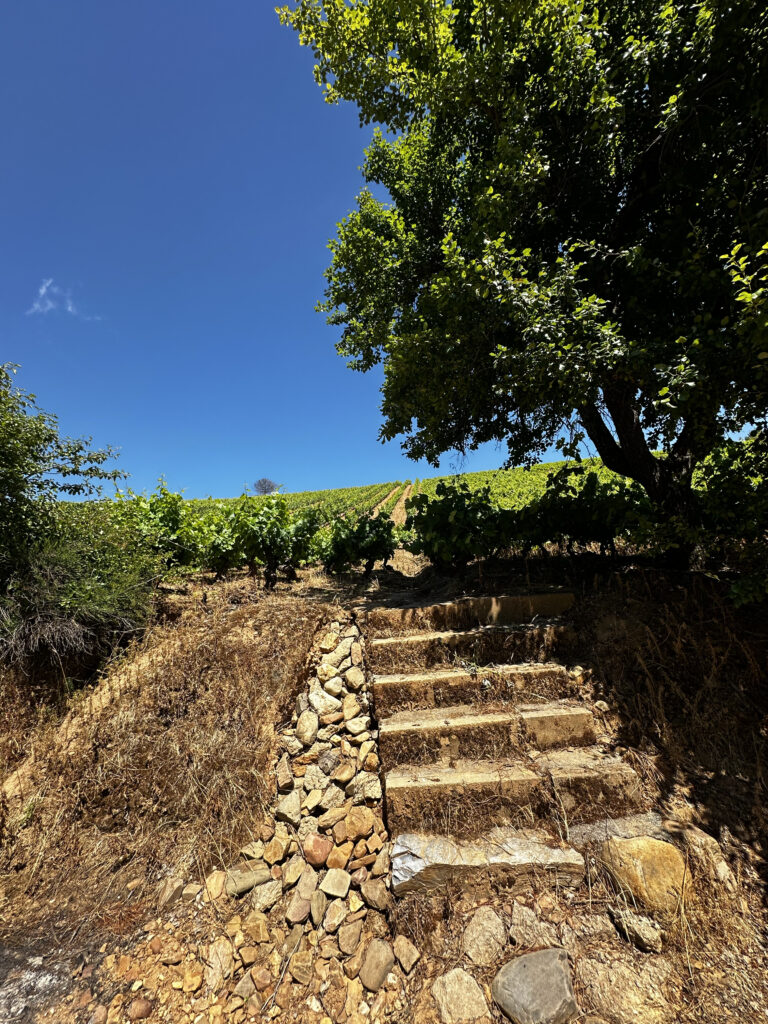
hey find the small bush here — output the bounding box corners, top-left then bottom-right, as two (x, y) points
(319, 512), (397, 576)
(0, 503), (158, 680)
(405, 481), (514, 571)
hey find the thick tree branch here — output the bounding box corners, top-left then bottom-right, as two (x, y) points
(577, 403), (634, 478)
(602, 385), (662, 492)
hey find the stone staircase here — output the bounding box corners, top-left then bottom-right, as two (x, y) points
(364, 592), (645, 895)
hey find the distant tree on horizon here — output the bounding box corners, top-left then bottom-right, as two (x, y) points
(254, 477), (280, 495)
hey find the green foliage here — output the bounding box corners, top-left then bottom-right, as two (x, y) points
(184, 503), (241, 576)
(0, 502), (157, 677)
(527, 466), (650, 553)
(405, 481), (514, 571)
(0, 364), (143, 677)
(695, 433), (768, 603)
(114, 480), (194, 564)
(115, 486), (325, 587)
(319, 512), (397, 576)
(282, 0), (768, 535)
(0, 363), (124, 588)
(233, 495), (320, 587)
(405, 469), (651, 569)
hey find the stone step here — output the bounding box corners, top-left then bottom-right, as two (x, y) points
(379, 702), (595, 768)
(390, 828), (585, 895)
(519, 704), (596, 751)
(531, 747), (644, 824)
(367, 623), (573, 675)
(367, 592), (575, 637)
(372, 663), (575, 717)
(385, 760), (541, 836)
(384, 748), (642, 836)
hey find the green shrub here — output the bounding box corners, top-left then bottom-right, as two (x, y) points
(405, 481), (515, 571)
(113, 480), (199, 566)
(234, 496), (294, 587)
(0, 503), (157, 679)
(319, 512), (397, 576)
(527, 466), (650, 554)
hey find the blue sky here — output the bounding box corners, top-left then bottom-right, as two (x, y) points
(1, 2), (547, 497)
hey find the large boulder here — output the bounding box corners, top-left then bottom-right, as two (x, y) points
(492, 949), (578, 1024)
(599, 836), (692, 914)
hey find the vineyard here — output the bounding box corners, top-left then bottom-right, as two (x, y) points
(210, 460), (601, 519)
(74, 439), (763, 603)
(412, 459), (610, 508)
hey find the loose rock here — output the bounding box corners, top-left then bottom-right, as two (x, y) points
(225, 866), (271, 898)
(296, 710), (319, 747)
(463, 906), (506, 966)
(492, 948), (578, 1024)
(432, 968), (489, 1023)
(360, 878), (391, 912)
(204, 936), (234, 993)
(127, 998), (154, 1021)
(339, 920), (363, 955)
(608, 905), (664, 953)
(275, 789), (302, 828)
(393, 934), (420, 974)
(321, 868), (352, 899)
(311, 890), (328, 927)
(276, 753), (294, 792)
(251, 879), (282, 912)
(359, 939), (395, 993)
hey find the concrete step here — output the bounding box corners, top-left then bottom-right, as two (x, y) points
(531, 747), (643, 825)
(368, 623), (573, 675)
(379, 702), (595, 768)
(385, 760), (542, 836)
(379, 705), (523, 767)
(367, 592), (575, 636)
(372, 663), (575, 717)
(519, 704), (596, 750)
(391, 828), (585, 895)
(384, 748), (642, 836)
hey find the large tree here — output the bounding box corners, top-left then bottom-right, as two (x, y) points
(281, 0), (768, 526)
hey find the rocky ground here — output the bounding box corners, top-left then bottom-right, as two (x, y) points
(2, 591), (767, 1024)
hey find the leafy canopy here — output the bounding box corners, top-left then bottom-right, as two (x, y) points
(281, 0), (768, 507)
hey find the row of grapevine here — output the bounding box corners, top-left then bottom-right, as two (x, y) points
(403, 468), (650, 570)
(110, 484), (405, 587)
(372, 482), (409, 519)
(413, 459), (616, 510)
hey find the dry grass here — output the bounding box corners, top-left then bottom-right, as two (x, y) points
(0, 578), (329, 948)
(576, 571), (768, 858)
(571, 570), (768, 1023)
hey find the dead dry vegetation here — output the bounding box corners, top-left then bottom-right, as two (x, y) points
(578, 571), (768, 862)
(0, 576), (330, 948)
(1, 555), (767, 1023)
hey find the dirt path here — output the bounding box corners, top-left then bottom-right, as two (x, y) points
(371, 485), (400, 518)
(391, 482), (413, 525)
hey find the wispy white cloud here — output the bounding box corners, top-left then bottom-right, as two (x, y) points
(26, 278), (101, 320)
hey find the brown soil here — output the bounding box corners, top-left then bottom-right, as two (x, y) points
(390, 483), (413, 526)
(372, 484), (401, 517)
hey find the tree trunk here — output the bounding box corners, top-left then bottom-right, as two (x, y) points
(578, 393), (698, 567)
